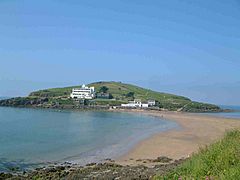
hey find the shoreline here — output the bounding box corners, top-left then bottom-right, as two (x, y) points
(111, 109), (240, 166)
(1, 107), (240, 168)
(2, 108), (240, 179)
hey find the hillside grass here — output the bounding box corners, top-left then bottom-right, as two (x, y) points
(154, 129), (240, 180)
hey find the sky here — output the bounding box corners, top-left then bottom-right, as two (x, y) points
(0, 0), (240, 105)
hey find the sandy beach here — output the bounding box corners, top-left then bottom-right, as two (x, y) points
(113, 110), (240, 166)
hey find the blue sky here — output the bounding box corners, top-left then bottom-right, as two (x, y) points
(0, 0), (240, 105)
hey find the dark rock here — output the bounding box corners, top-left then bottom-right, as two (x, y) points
(86, 163), (97, 167)
(4, 158), (186, 180)
(0, 173), (13, 179)
(152, 156), (173, 163)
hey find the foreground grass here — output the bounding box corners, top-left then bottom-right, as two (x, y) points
(154, 129), (240, 180)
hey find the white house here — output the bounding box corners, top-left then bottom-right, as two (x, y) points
(121, 99), (141, 108)
(121, 99), (149, 108)
(141, 103), (149, 108)
(70, 84), (95, 99)
(148, 99), (156, 106)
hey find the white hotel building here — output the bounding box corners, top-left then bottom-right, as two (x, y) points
(121, 99), (149, 108)
(70, 84), (95, 99)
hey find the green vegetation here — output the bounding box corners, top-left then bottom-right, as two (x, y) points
(93, 99), (126, 106)
(99, 86), (109, 93)
(0, 81), (221, 112)
(29, 86), (77, 98)
(154, 130), (240, 179)
(182, 101), (221, 112)
(126, 91), (135, 99)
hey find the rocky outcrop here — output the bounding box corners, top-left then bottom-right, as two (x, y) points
(0, 97), (49, 107)
(1, 157), (186, 180)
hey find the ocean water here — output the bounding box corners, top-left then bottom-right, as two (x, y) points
(205, 105), (240, 119)
(0, 107), (178, 172)
(0, 97), (9, 100)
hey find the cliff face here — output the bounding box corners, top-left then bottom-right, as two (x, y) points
(0, 81), (221, 112)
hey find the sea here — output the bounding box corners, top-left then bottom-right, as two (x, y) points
(204, 105), (240, 119)
(0, 97), (10, 100)
(0, 107), (178, 172)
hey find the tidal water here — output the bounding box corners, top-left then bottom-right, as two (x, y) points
(0, 97), (9, 100)
(205, 105), (240, 119)
(0, 107), (178, 172)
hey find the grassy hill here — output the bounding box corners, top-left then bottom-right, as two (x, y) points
(0, 81), (220, 112)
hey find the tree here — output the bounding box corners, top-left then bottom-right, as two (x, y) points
(126, 92), (134, 99)
(99, 86), (109, 93)
(109, 93), (114, 99)
(84, 99), (89, 106)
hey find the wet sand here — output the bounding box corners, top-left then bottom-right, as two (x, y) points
(113, 110), (240, 166)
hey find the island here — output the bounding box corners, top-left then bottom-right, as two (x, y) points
(0, 81), (221, 112)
